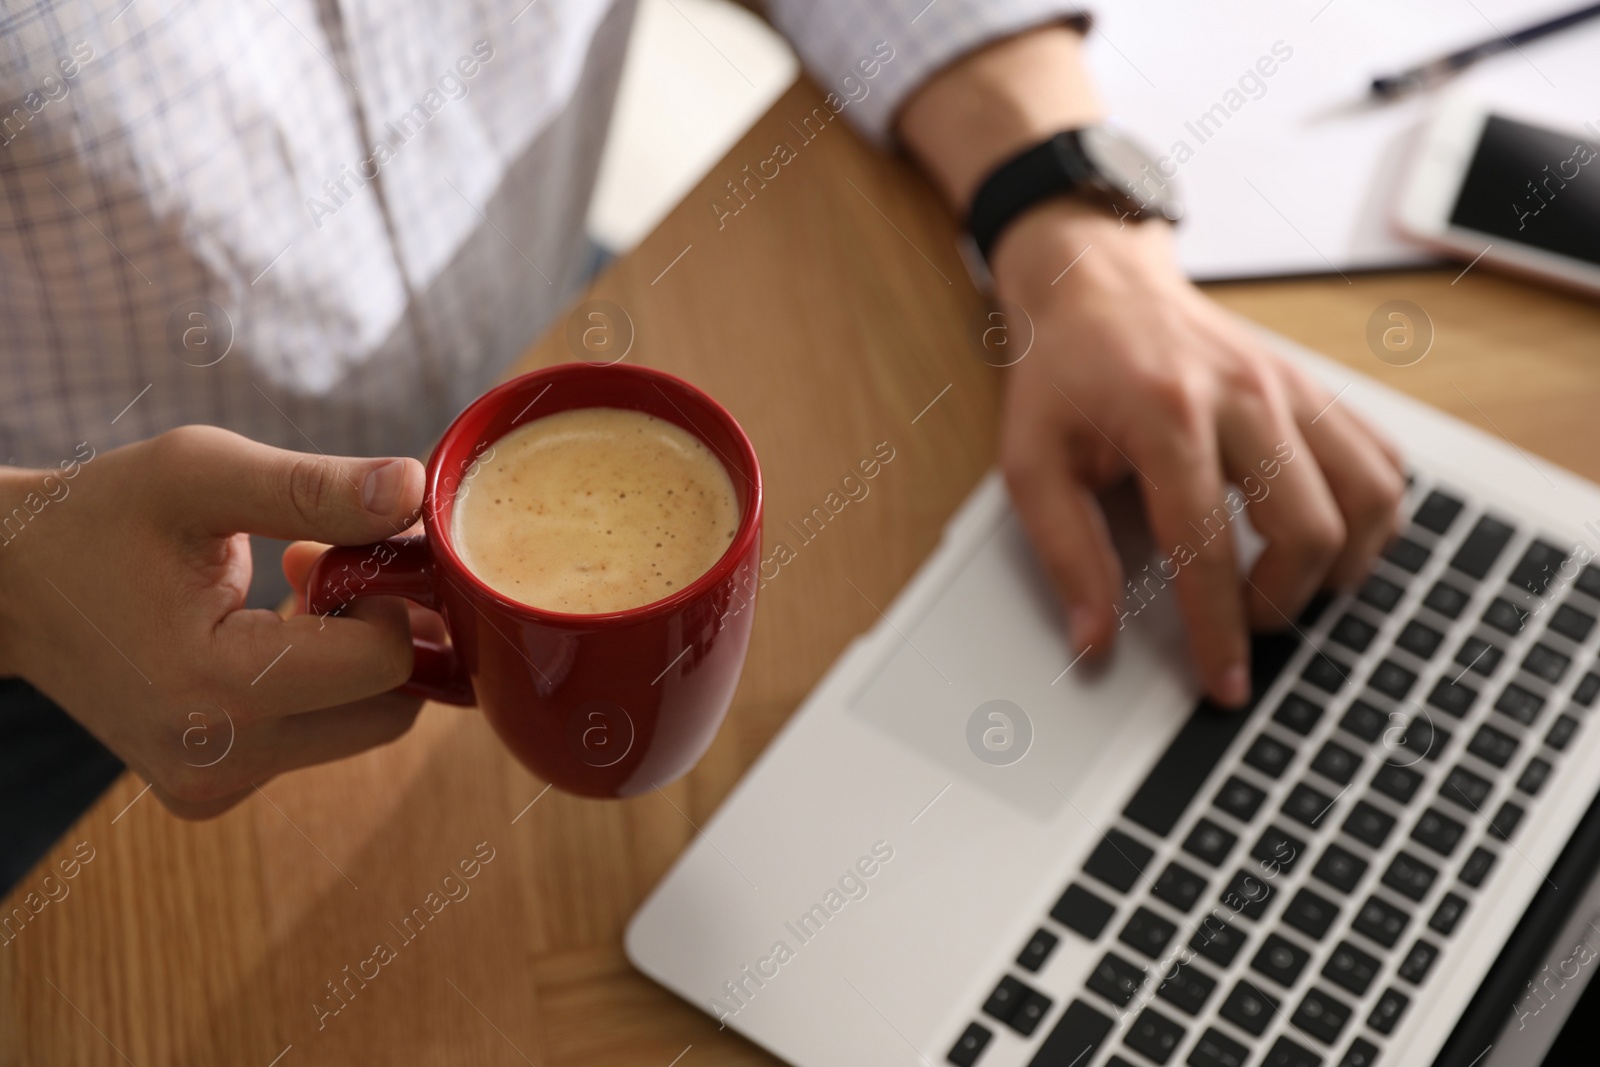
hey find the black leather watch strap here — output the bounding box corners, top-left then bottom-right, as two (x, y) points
(966, 131), (1099, 262)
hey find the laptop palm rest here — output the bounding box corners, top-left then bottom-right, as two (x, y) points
(847, 480), (1223, 821)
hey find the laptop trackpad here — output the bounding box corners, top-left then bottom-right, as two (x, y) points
(847, 481), (1199, 821)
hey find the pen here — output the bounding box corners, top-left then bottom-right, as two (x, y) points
(1370, 1), (1600, 98)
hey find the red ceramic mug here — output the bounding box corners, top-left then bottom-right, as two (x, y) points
(306, 363), (763, 798)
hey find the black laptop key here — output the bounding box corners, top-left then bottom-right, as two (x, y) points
(1292, 987), (1352, 1045)
(1468, 723), (1519, 767)
(1263, 1034), (1322, 1067)
(1153, 862), (1209, 914)
(1547, 713), (1580, 752)
(1343, 801), (1396, 848)
(1429, 892), (1468, 936)
(1413, 489), (1465, 534)
(1510, 539), (1568, 596)
(1397, 620), (1445, 660)
(1358, 574), (1405, 613)
(1367, 987), (1410, 1035)
(1014, 991), (1052, 1037)
(1310, 740), (1361, 786)
(1576, 671), (1600, 707)
(1460, 846), (1497, 888)
(1253, 826), (1308, 875)
(1219, 979), (1279, 1036)
(1329, 613), (1379, 653)
(1353, 895), (1410, 948)
(1084, 829), (1154, 893)
(1483, 596), (1529, 636)
(1157, 961), (1217, 1016)
(1283, 888), (1340, 940)
(1384, 537), (1430, 573)
(1368, 659), (1417, 701)
(1303, 654), (1352, 694)
(1313, 843), (1368, 894)
(1190, 915), (1247, 967)
(1450, 515), (1514, 579)
(1340, 701), (1387, 743)
(1017, 928), (1059, 972)
(1088, 952), (1146, 1008)
(1220, 868), (1273, 920)
(1550, 603), (1597, 643)
(1341, 1037), (1381, 1067)
(1275, 694), (1325, 736)
(1122, 632), (1301, 837)
(983, 976), (1033, 1025)
(1324, 940), (1381, 995)
(1522, 643), (1571, 685)
(1027, 1000), (1112, 1067)
(1490, 800), (1527, 841)
(1371, 762), (1423, 804)
(1398, 939), (1440, 984)
(1495, 682), (1545, 726)
(1411, 807), (1466, 857)
(1441, 765), (1493, 812)
(1052, 883), (1116, 939)
(1401, 716), (1450, 762)
(1576, 564), (1600, 601)
(1120, 907), (1178, 959)
(1187, 1027), (1250, 1067)
(1427, 677), (1477, 718)
(1244, 734), (1296, 778)
(1517, 757), (1553, 796)
(1454, 636), (1503, 676)
(1215, 776), (1267, 822)
(1183, 818), (1238, 868)
(1299, 592), (1334, 628)
(1382, 851), (1438, 901)
(1424, 580), (1471, 619)
(1124, 1007), (1186, 1065)
(947, 1022), (992, 1067)
(1251, 933), (1311, 987)
(1284, 782), (1338, 829)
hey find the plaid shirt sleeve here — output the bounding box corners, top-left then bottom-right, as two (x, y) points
(766, 0), (1088, 147)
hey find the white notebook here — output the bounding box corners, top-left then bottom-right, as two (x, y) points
(1083, 0), (1600, 280)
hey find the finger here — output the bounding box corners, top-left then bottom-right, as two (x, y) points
(406, 601), (449, 644)
(152, 425), (423, 544)
(1216, 391), (1346, 630)
(1285, 379), (1406, 587)
(1002, 411), (1124, 654)
(1131, 394), (1251, 707)
(211, 595), (415, 719)
(252, 690), (424, 776)
(150, 780), (257, 821)
(281, 539), (328, 615)
(1293, 400), (1406, 589)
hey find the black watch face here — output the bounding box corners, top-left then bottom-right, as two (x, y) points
(1080, 126), (1182, 222)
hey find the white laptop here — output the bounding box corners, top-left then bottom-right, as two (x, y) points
(627, 329), (1600, 1067)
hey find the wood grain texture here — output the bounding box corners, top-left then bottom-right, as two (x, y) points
(5, 75), (1600, 1066)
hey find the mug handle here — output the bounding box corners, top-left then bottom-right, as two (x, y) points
(305, 536), (477, 707)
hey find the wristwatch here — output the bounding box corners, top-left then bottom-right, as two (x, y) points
(965, 127), (1183, 262)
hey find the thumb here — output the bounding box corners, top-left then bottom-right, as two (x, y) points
(155, 425), (424, 544)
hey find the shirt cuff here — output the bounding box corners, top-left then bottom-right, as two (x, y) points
(768, 0), (1089, 148)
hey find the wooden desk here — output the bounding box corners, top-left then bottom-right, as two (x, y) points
(6, 77), (1600, 1067)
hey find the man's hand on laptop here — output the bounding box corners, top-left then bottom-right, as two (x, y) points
(989, 200), (1405, 707)
(899, 26), (1405, 708)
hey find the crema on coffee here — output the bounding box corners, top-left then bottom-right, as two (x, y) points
(452, 407), (739, 614)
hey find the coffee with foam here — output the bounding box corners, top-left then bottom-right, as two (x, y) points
(452, 407), (739, 614)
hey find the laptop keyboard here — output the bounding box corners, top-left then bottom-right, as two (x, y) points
(947, 483), (1600, 1067)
